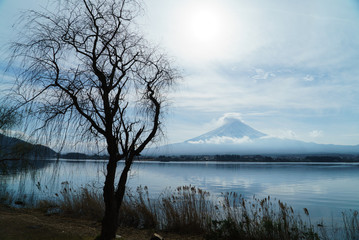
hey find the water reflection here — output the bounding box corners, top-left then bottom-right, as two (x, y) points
(1, 159), (359, 221)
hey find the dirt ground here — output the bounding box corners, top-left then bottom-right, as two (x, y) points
(0, 204), (203, 240)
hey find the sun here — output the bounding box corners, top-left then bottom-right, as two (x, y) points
(187, 5), (224, 45)
(171, 1), (236, 62)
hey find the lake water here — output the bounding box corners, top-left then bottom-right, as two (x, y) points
(1, 159), (359, 223)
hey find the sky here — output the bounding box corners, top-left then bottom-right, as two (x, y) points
(0, 0), (359, 146)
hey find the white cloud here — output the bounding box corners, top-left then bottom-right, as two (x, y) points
(268, 129), (298, 140)
(188, 136), (251, 145)
(303, 75), (314, 82)
(309, 130), (323, 138)
(252, 68), (275, 81)
(216, 112), (243, 125)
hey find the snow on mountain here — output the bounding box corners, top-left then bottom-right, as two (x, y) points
(186, 118), (266, 144)
(145, 118), (359, 156)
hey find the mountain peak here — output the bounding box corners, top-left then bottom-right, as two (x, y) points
(145, 118), (359, 156)
(186, 118), (266, 143)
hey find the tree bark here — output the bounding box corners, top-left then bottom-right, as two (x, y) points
(100, 155), (118, 239)
(100, 134), (120, 239)
(100, 199), (119, 240)
(100, 139), (133, 239)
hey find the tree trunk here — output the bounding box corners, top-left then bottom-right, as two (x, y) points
(100, 199), (119, 240)
(100, 152), (132, 240)
(100, 155), (119, 240)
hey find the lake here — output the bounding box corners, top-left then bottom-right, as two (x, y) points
(1, 159), (359, 223)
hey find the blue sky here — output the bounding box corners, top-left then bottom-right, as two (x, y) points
(1, 0), (359, 146)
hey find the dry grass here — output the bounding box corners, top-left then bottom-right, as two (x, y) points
(158, 186), (213, 233)
(206, 193), (320, 240)
(342, 210), (359, 240)
(2, 185), (359, 240)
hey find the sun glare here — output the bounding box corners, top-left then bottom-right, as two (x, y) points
(172, 1), (236, 62)
(188, 6), (223, 45)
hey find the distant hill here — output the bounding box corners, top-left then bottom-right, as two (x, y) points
(0, 133), (57, 160)
(146, 118), (359, 156)
(59, 152), (108, 160)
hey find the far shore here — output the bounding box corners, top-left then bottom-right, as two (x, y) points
(56, 153), (359, 163)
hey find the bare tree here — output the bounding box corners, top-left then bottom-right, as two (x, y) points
(0, 105), (20, 131)
(9, 0), (179, 239)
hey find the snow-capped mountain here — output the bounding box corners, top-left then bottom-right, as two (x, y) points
(186, 118), (266, 143)
(146, 118), (359, 156)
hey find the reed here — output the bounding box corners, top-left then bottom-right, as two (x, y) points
(207, 193), (319, 240)
(36, 184), (104, 221)
(1, 184), (358, 240)
(118, 186), (158, 229)
(342, 210), (359, 240)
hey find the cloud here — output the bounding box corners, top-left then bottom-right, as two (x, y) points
(252, 68), (275, 81)
(268, 129), (298, 140)
(309, 130), (323, 138)
(188, 136), (252, 145)
(217, 112), (243, 125)
(303, 75), (314, 82)
(172, 67), (359, 115)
